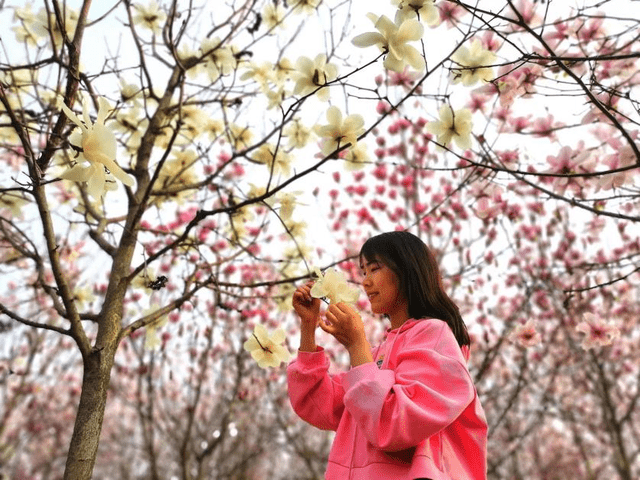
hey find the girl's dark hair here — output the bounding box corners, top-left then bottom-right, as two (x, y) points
(360, 231), (470, 347)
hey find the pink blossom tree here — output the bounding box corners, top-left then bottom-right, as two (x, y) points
(0, 1), (638, 479)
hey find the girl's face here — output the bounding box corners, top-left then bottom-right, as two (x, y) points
(360, 256), (408, 323)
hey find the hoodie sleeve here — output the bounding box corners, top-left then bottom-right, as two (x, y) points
(342, 322), (475, 451)
(287, 347), (347, 431)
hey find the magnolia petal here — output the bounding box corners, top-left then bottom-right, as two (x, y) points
(59, 164), (91, 182)
(243, 336), (260, 352)
(352, 32), (386, 48)
(326, 105), (342, 126)
(87, 167), (107, 199)
(397, 19), (424, 42)
(272, 344), (291, 362)
(58, 97), (87, 132)
(374, 15), (395, 36)
(404, 46), (426, 71)
(81, 95), (92, 129)
(93, 151), (135, 187)
(383, 55), (405, 73)
(96, 96), (111, 125)
(270, 327), (286, 345)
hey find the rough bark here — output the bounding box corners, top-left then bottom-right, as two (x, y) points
(63, 343), (117, 480)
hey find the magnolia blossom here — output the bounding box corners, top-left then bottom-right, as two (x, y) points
(311, 267), (360, 304)
(576, 313), (620, 350)
(132, 1), (167, 34)
(352, 12), (425, 73)
(289, 0), (322, 15)
(200, 37), (238, 82)
(243, 324), (291, 368)
(392, 0), (440, 25)
(0, 192), (29, 218)
(451, 39), (497, 86)
(153, 150), (199, 203)
(13, 4), (78, 49)
(262, 3), (286, 30)
(292, 54), (338, 101)
(276, 191), (301, 220)
(344, 142), (371, 171)
(315, 106), (365, 156)
(58, 95), (135, 199)
(426, 105), (473, 150)
(251, 144), (293, 177)
(283, 119), (314, 149)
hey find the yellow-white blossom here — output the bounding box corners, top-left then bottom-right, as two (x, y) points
(426, 105), (473, 150)
(290, 0), (322, 15)
(131, 267), (158, 290)
(315, 106), (365, 156)
(227, 123), (254, 150)
(200, 37), (238, 82)
(153, 149), (199, 203)
(285, 219), (307, 239)
(73, 284), (95, 309)
(243, 324), (291, 368)
(311, 267), (360, 304)
(392, 0), (440, 25)
(35, 6), (78, 49)
(283, 119), (314, 149)
(352, 12), (425, 73)
(205, 118), (225, 140)
(132, 1), (167, 34)
(451, 39), (497, 86)
(240, 61), (275, 87)
(58, 95), (135, 199)
(276, 191), (301, 220)
(0, 192), (29, 218)
(292, 54), (338, 101)
(344, 142), (370, 170)
(251, 143), (293, 177)
(114, 106), (148, 153)
(143, 305), (168, 350)
(262, 3), (286, 30)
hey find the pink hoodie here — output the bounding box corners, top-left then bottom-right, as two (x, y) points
(287, 318), (488, 480)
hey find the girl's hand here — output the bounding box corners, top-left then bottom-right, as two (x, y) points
(292, 282), (321, 327)
(319, 303), (368, 351)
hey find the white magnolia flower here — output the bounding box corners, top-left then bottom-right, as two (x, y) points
(344, 142), (370, 171)
(243, 324), (291, 368)
(290, 0), (322, 15)
(392, 0), (440, 26)
(0, 192), (29, 218)
(58, 95), (135, 199)
(251, 143), (293, 176)
(426, 104), (473, 150)
(132, 1), (167, 34)
(292, 54), (338, 101)
(352, 12), (425, 73)
(311, 267), (360, 304)
(276, 191), (301, 220)
(283, 119), (314, 149)
(315, 106), (365, 156)
(262, 3), (286, 30)
(451, 39), (497, 86)
(200, 37), (238, 82)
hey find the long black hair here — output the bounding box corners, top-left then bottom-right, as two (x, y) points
(360, 231), (470, 347)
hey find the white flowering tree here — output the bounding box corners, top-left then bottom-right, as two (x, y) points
(0, 1), (638, 479)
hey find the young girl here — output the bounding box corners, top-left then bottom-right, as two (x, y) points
(288, 231), (488, 480)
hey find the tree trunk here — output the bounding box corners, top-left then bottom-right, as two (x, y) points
(63, 345), (116, 480)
